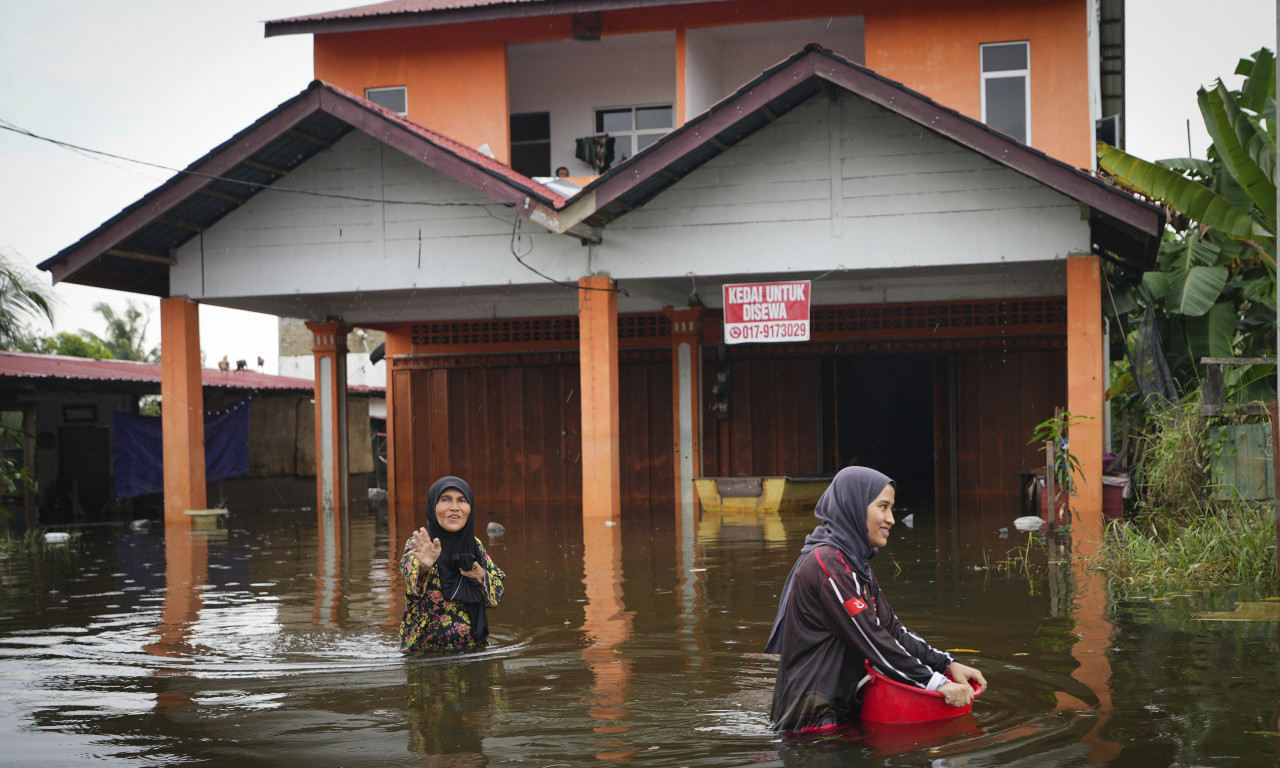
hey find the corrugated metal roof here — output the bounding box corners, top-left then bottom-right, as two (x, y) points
(276, 0), (538, 24)
(0, 351), (381, 393)
(265, 0), (735, 36)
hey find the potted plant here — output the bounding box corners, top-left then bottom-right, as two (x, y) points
(1029, 409), (1090, 530)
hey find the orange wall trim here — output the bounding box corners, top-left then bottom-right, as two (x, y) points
(314, 0), (1089, 171)
(578, 276), (622, 522)
(159, 298), (206, 527)
(1066, 254), (1104, 553)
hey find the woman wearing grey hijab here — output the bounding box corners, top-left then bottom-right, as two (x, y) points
(765, 466), (986, 733)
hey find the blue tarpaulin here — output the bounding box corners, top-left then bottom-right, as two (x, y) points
(112, 400), (251, 499)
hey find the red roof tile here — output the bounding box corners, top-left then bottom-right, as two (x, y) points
(273, 0), (537, 25)
(0, 351), (381, 393)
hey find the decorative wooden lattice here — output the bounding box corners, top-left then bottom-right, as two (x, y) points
(812, 298), (1066, 339)
(396, 297), (1066, 359)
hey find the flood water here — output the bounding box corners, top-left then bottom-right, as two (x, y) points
(2, 499), (1278, 767)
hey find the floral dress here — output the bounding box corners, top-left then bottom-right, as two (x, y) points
(399, 537), (504, 654)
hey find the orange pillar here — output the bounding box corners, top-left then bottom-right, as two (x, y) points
(306, 321), (352, 552)
(579, 276), (621, 522)
(160, 298), (206, 528)
(1067, 255), (1104, 554)
(663, 307), (702, 513)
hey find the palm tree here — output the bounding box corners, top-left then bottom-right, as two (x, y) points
(85, 300), (159, 362)
(0, 249), (55, 351)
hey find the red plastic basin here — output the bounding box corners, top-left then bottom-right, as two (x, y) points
(859, 661), (983, 724)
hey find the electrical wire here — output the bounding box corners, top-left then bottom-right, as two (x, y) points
(3, 116), (628, 294)
(0, 118), (511, 210)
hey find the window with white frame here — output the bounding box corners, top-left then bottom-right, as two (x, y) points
(595, 104), (674, 161)
(366, 86), (408, 116)
(980, 42), (1029, 144)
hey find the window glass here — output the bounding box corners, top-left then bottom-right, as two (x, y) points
(596, 109), (633, 134)
(636, 106), (673, 131)
(980, 41), (1029, 144)
(365, 86), (407, 115)
(594, 104), (673, 162)
(981, 43), (1027, 72)
(985, 76), (1026, 142)
(510, 112), (550, 177)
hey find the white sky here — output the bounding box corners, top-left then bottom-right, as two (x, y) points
(0, 0), (1275, 374)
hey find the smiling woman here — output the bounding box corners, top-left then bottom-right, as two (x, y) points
(764, 466), (986, 733)
(399, 475), (505, 654)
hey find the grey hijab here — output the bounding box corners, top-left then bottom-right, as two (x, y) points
(764, 466), (894, 653)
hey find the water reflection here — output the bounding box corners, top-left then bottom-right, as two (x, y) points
(0, 499), (1277, 766)
(582, 514), (635, 761)
(145, 522), (207, 715)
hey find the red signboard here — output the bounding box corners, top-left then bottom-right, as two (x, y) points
(721, 280), (811, 344)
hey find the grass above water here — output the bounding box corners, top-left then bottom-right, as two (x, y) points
(1093, 503), (1278, 593)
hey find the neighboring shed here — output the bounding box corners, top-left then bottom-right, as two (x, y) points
(0, 351), (380, 529)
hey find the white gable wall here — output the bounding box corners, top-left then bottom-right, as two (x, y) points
(593, 92), (1088, 300)
(173, 90), (1089, 321)
(170, 131), (591, 310)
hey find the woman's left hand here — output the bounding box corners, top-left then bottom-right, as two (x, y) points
(460, 562), (486, 583)
(947, 661), (987, 691)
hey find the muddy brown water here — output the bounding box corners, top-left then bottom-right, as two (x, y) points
(2, 501), (1277, 767)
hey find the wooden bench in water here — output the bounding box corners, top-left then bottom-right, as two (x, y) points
(693, 476), (832, 513)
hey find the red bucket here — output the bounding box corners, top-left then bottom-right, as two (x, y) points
(858, 661), (983, 724)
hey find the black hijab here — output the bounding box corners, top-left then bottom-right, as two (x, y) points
(425, 475), (489, 642)
(764, 466), (894, 653)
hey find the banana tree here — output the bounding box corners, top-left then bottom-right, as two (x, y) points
(1098, 48), (1276, 403)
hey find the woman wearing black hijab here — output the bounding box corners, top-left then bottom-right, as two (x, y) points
(765, 466), (986, 733)
(399, 476), (505, 653)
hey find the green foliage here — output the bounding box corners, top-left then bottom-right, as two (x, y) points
(0, 249), (55, 351)
(84, 300), (159, 362)
(1094, 502), (1277, 591)
(1029, 410), (1091, 527)
(36, 332), (116, 359)
(1098, 48), (1276, 404)
(1131, 400), (1212, 522)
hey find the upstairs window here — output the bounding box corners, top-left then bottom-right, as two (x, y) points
(510, 112), (551, 178)
(595, 104), (674, 162)
(366, 86), (408, 116)
(980, 42), (1029, 143)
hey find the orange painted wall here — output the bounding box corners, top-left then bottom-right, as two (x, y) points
(865, 0), (1090, 168)
(311, 0), (1090, 172)
(313, 27), (514, 164)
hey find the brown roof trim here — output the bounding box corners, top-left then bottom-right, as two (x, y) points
(41, 89), (325, 287)
(581, 45), (1164, 266)
(265, 0), (736, 37)
(39, 81), (563, 292)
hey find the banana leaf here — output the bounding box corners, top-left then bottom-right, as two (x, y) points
(1198, 83), (1276, 220)
(1168, 265), (1229, 316)
(1098, 142), (1258, 239)
(1235, 48), (1276, 118)
(1182, 301), (1237, 361)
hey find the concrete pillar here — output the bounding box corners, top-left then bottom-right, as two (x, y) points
(663, 307), (703, 514)
(1067, 254), (1105, 554)
(160, 298), (206, 528)
(306, 321), (352, 552)
(578, 276), (621, 522)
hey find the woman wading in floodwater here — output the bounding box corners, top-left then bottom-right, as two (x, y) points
(765, 466), (986, 732)
(399, 476), (504, 654)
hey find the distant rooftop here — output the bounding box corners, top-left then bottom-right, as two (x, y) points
(0, 351), (381, 394)
(266, 0), (736, 36)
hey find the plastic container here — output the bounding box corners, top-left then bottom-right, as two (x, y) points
(859, 661), (983, 724)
